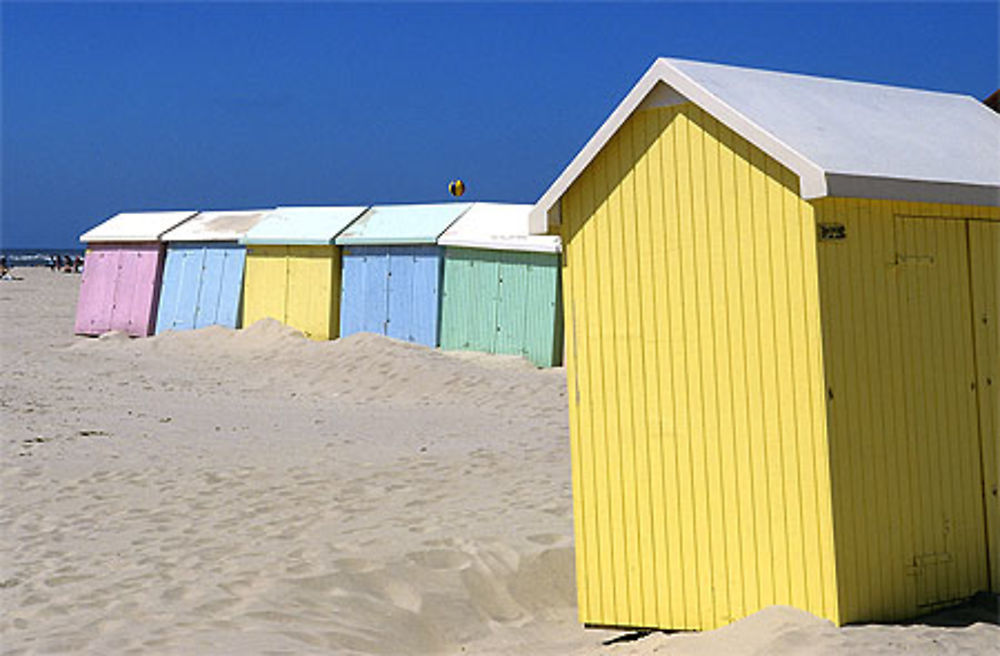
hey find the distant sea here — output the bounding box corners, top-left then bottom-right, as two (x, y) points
(1, 247), (85, 268)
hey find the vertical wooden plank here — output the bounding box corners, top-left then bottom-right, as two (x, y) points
(340, 246), (377, 338)
(644, 107), (673, 624)
(75, 245), (119, 335)
(496, 251), (529, 359)
(716, 119), (750, 621)
(156, 244), (204, 333)
(243, 245), (289, 331)
(613, 112), (643, 625)
(747, 142), (780, 610)
(441, 248), (496, 354)
(530, 252), (563, 367)
(564, 172), (599, 621)
(969, 219), (1000, 592)
(587, 138), (618, 622)
(192, 244), (244, 330)
(358, 246), (390, 336)
(329, 247), (342, 340)
(108, 245), (132, 333)
(685, 107), (719, 627)
(193, 245), (224, 328)
(671, 108), (702, 628)
(597, 123), (631, 625)
(415, 246), (444, 347)
(729, 125), (764, 617)
(220, 245), (247, 329)
(384, 245), (442, 347)
(126, 244), (165, 337)
(386, 246), (413, 342)
(659, 107), (688, 625)
(339, 247), (361, 338)
(703, 112), (738, 625)
(287, 245), (335, 340)
(438, 249), (463, 351)
(502, 251), (563, 367)
(766, 157), (803, 610)
(629, 109), (660, 626)
(154, 246), (180, 334)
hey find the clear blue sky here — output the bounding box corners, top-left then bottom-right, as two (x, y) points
(3, 2), (997, 248)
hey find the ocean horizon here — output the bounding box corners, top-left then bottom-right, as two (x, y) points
(1, 247), (86, 267)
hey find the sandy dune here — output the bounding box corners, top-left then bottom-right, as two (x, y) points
(1, 268), (997, 655)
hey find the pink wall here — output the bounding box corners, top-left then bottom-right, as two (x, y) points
(75, 243), (166, 336)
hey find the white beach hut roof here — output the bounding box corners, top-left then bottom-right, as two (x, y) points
(438, 203), (561, 253)
(531, 57), (1000, 230)
(161, 210), (273, 242)
(241, 206), (370, 245)
(79, 211), (198, 243)
(336, 203), (473, 245)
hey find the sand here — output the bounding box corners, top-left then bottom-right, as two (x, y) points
(1, 267), (997, 655)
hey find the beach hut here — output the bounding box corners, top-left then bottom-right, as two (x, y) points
(336, 203), (471, 347)
(75, 211), (197, 336)
(240, 206), (368, 340)
(155, 210), (271, 333)
(531, 58), (1000, 630)
(437, 203), (563, 367)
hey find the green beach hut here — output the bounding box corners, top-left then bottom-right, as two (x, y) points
(438, 202), (563, 367)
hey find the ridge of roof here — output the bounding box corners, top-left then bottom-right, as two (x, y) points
(531, 58), (1000, 231)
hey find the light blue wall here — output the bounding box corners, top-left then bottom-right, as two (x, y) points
(340, 245), (443, 347)
(155, 243), (247, 333)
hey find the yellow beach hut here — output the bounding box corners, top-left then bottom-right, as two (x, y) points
(531, 58), (1000, 630)
(241, 206), (369, 340)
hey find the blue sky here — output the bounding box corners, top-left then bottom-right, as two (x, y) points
(3, 2), (997, 248)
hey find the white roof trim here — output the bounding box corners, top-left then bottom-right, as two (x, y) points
(80, 211), (198, 243)
(440, 235), (562, 254)
(437, 202), (562, 253)
(530, 58), (1000, 232)
(530, 58), (826, 231)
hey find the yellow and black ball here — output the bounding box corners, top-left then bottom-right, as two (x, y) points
(448, 179), (466, 197)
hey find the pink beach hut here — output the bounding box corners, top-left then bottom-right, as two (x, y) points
(75, 211), (197, 336)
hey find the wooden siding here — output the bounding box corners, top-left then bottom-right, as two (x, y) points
(340, 245), (444, 347)
(969, 220), (1000, 593)
(155, 243), (247, 333)
(440, 248), (563, 367)
(560, 103), (839, 630)
(814, 199), (999, 618)
(75, 243), (165, 337)
(243, 245), (340, 340)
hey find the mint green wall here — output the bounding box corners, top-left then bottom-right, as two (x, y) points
(440, 247), (563, 367)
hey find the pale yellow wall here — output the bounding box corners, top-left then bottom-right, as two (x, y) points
(561, 103), (840, 630)
(244, 245), (289, 329)
(286, 245), (339, 341)
(243, 245), (339, 340)
(813, 199), (999, 620)
(969, 219), (1000, 594)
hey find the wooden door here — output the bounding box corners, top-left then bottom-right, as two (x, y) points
(894, 216), (988, 607)
(968, 220), (1000, 592)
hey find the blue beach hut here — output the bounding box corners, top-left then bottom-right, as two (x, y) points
(336, 203), (472, 347)
(155, 210), (272, 333)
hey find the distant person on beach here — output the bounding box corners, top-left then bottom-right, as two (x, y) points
(54, 254), (63, 271)
(48, 255), (57, 271)
(74, 256), (83, 273)
(0, 256), (15, 281)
